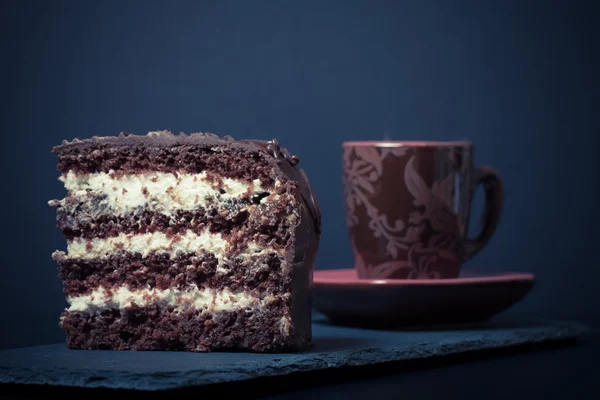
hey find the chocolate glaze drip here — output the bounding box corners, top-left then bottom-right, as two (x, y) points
(241, 138), (321, 235)
(265, 139), (300, 166)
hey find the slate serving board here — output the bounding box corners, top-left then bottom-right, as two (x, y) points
(0, 317), (588, 392)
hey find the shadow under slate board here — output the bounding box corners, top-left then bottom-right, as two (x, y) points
(0, 317), (589, 393)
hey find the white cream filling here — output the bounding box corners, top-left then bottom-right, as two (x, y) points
(64, 229), (281, 263)
(67, 285), (286, 313)
(59, 170), (276, 215)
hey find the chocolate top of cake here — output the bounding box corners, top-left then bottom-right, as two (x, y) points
(52, 130), (322, 235)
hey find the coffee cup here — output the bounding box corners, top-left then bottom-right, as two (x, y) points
(342, 141), (503, 280)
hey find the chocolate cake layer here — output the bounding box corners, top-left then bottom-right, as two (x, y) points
(53, 195), (292, 245)
(59, 301), (305, 352)
(53, 133), (280, 185)
(56, 250), (288, 297)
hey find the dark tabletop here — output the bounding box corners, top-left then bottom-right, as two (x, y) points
(264, 315), (600, 400)
(261, 333), (600, 400)
(1, 313), (598, 400)
(1, 339), (598, 400)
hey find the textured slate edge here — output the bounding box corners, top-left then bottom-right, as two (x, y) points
(0, 321), (589, 391)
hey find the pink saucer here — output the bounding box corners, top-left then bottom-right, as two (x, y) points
(313, 269), (535, 328)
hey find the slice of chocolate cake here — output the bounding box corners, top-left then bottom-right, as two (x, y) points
(49, 131), (321, 352)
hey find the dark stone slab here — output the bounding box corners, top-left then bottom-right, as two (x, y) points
(0, 318), (589, 391)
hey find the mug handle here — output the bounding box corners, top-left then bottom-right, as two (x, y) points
(463, 166), (504, 261)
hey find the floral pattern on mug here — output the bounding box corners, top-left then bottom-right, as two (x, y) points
(343, 145), (461, 279)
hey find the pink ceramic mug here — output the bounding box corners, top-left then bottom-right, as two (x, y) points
(342, 141), (503, 280)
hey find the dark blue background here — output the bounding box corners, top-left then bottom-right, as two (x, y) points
(1, 0), (598, 350)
